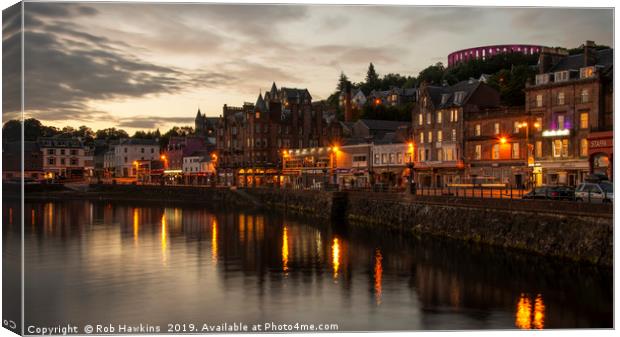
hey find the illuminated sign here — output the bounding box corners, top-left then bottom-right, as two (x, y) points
(542, 129), (570, 137)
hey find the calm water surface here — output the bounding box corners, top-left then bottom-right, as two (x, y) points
(3, 200), (613, 331)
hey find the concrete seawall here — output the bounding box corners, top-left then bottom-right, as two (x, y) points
(20, 184), (613, 266)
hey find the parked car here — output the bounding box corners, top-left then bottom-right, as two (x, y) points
(523, 186), (575, 201)
(575, 182), (613, 203)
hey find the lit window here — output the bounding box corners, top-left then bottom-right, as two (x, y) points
(437, 130), (443, 142)
(536, 118), (543, 131)
(428, 131), (433, 143)
(557, 114), (565, 129)
(557, 92), (565, 105)
(536, 94), (543, 107)
(580, 138), (588, 157)
(426, 113), (431, 124)
(419, 133), (424, 144)
(514, 121), (520, 134)
(581, 89), (589, 103)
(553, 139), (569, 158)
(580, 66), (595, 79)
(452, 129), (456, 142)
(475, 145), (481, 160)
(535, 141), (542, 158)
(512, 143), (520, 159)
(475, 124), (481, 136)
(494, 123), (500, 135)
(580, 112), (589, 129)
(437, 111), (443, 123)
(492, 144), (500, 159)
(418, 114), (423, 125)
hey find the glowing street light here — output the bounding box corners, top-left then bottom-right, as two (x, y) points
(500, 137), (507, 144)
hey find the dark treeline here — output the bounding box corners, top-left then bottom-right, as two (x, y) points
(2, 118), (194, 149)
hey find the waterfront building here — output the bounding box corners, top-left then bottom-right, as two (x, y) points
(37, 137), (89, 179)
(109, 138), (160, 177)
(163, 136), (207, 170)
(464, 106), (531, 187)
(371, 141), (414, 188)
(182, 153), (216, 185)
(2, 141), (43, 181)
(194, 109), (218, 152)
(412, 79), (500, 187)
(448, 44), (543, 67)
(216, 82), (342, 186)
(524, 41), (613, 185)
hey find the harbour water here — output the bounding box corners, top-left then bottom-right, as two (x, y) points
(3, 200), (612, 331)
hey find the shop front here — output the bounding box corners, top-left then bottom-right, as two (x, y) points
(588, 131), (613, 181)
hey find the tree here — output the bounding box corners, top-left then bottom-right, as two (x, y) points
(365, 63), (379, 89)
(95, 128), (129, 141)
(417, 62), (446, 85)
(487, 65), (536, 106)
(337, 71), (349, 92)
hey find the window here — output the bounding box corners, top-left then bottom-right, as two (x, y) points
(451, 129), (457, 142)
(48, 158), (55, 165)
(580, 138), (588, 157)
(514, 121), (520, 134)
(553, 139), (569, 158)
(450, 109), (458, 122)
(381, 153), (387, 164)
(445, 148), (454, 161)
(141, 148), (145, 153)
(494, 123), (500, 135)
(453, 91), (465, 104)
(256, 112), (261, 119)
(60, 158), (65, 165)
(536, 118), (543, 131)
(374, 154), (380, 164)
(437, 111), (442, 123)
(60, 149), (65, 155)
(475, 145), (482, 160)
(426, 113), (431, 124)
(397, 153), (402, 164)
(557, 114), (565, 129)
(580, 112), (589, 129)
(124, 147), (128, 153)
(437, 130), (443, 142)
(419, 149), (425, 161)
(536, 94), (543, 107)
(512, 143), (520, 159)
(70, 158), (78, 166)
(151, 148), (154, 153)
(535, 141), (542, 158)
(581, 89), (589, 103)
(557, 92), (565, 105)
(71, 149), (77, 155)
(580, 66), (595, 79)
(47, 149), (54, 155)
(492, 144), (500, 159)
(475, 124), (481, 136)
(535, 74), (550, 85)
(554, 71), (569, 82)
(418, 114), (423, 125)
(419, 133), (424, 144)
(441, 94), (449, 105)
(428, 131), (433, 143)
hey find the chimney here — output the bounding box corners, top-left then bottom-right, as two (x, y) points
(584, 40), (596, 67)
(344, 81), (353, 122)
(538, 47), (569, 74)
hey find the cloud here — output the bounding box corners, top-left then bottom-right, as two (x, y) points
(117, 115), (195, 129)
(400, 7), (486, 35)
(317, 15), (350, 31)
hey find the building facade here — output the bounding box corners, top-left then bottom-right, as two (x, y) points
(216, 82), (342, 186)
(110, 138), (160, 177)
(412, 79), (501, 187)
(524, 42), (613, 186)
(38, 137), (89, 179)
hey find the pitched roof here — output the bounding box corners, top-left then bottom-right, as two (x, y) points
(358, 119), (409, 131)
(118, 138), (159, 146)
(255, 93), (267, 112)
(550, 48), (613, 72)
(424, 79), (481, 109)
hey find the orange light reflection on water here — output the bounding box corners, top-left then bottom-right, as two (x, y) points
(332, 237), (340, 279)
(133, 208), (139, 244)
(516, 293), (545, 330)
(211, 218), (218, 264)
(282, 226), (289, 273)
(161, 213), (168, 265)
(374, 249), (383, 305)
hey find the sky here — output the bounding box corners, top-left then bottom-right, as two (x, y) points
(1, 2), (614, 133)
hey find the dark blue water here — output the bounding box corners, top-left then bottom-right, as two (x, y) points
(3, 200), (612, 332)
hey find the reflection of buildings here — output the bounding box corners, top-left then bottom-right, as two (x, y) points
(525, 41), (613, 185)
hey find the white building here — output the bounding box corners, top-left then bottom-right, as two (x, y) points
(182, 155), (215, 175)
(111, 138), (160, 177)
(38, 137), (89, 178)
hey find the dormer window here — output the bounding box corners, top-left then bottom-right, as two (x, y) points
(580, 66), (595, 79)
(255, 112), (260, 119)
(554, 71), (569, 82)
(453, 91), (465, 104)
(441, 94), (449, 105)
(535, 74), (551, 85)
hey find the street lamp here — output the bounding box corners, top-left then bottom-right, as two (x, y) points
(407, 141), (416, 194)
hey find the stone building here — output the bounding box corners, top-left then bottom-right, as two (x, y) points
(412, 79), (500, 187)
(109, 138), (160, 177)
(38, 137), (90, 179)
(524, 41), (613, 186)
(464, 106), (531, 187)
(216, 82), (342, 186)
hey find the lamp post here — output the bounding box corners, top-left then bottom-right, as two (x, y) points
(407, 141), (416, 194)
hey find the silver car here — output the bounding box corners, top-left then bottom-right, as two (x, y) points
(575, 182), (614, 203)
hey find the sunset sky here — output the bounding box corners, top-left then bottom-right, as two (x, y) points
(2, 2), (614, 133)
